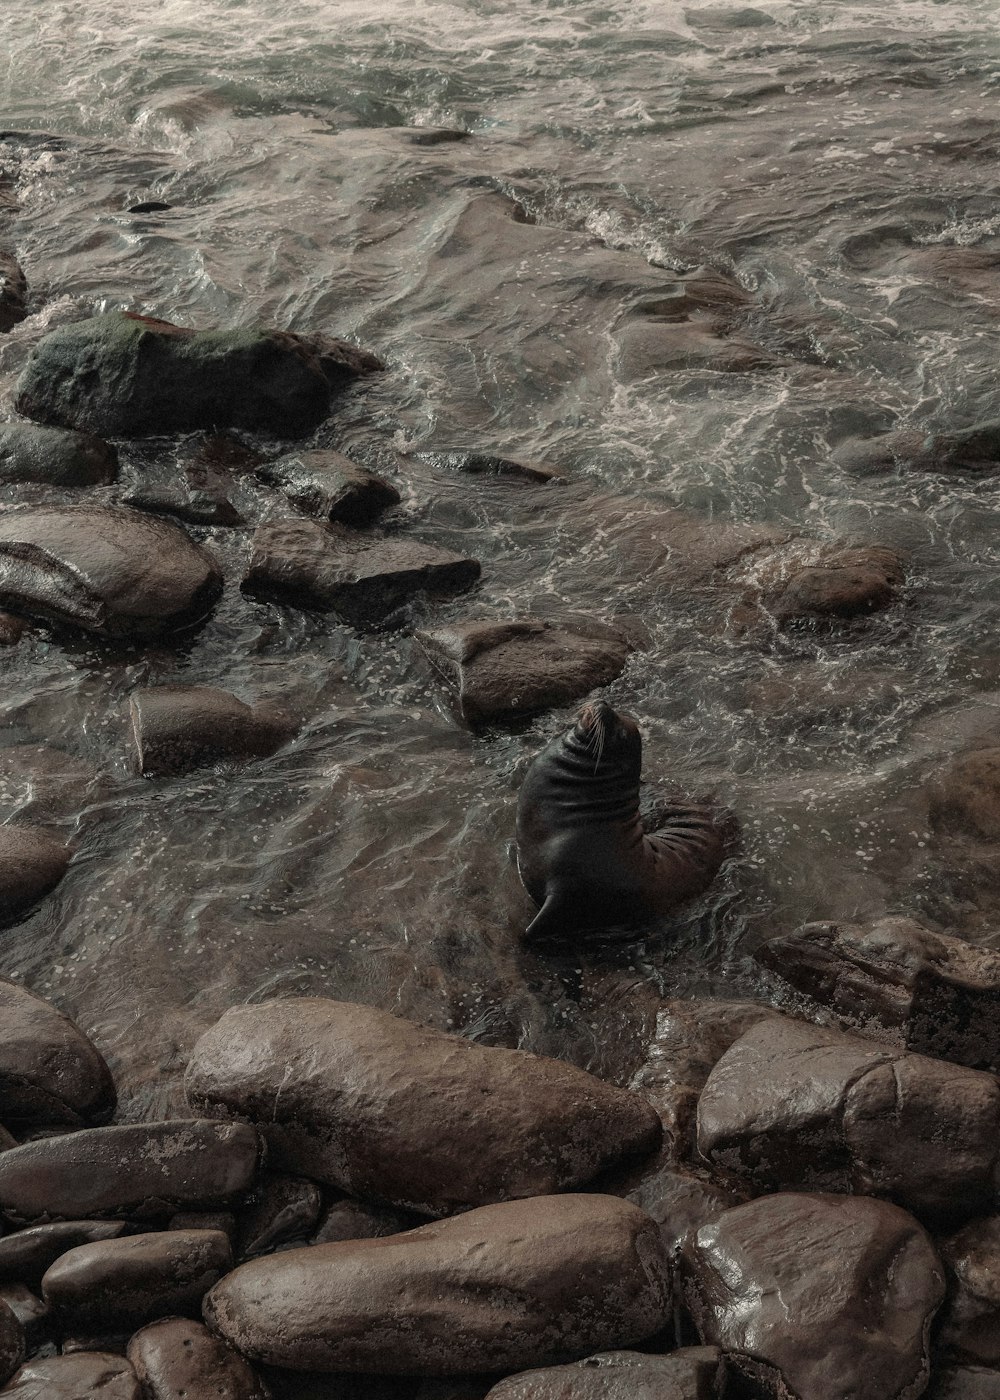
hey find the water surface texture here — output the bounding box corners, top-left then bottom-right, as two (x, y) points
(2, 0), (1000, 1109)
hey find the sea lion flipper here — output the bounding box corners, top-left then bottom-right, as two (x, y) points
(524, 893), (569, 942)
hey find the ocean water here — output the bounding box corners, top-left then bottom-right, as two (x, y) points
(2, 0), (1000, 1110)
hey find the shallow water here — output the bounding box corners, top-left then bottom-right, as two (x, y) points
(2, 0), (1000, 1110)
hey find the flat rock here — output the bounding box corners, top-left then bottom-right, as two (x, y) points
(0, 1120), (261, 1224)
(0, 1302), (21, 1388)
(0, 1352), (139, 1398)
(128, 1317), (271, 1399)
(0, 423), (118, 487)
(413, 451), (564, 484)
(416, 617), (632, 725)
(0, 255), (26, 335)
(0, 1221), (130, 1288)
(696, 1015), (1000, 1217)
(129, 686), (296, 778)
(937, 1214), (1000, 1363)
(42, 1229), (232, 1332)
(237, 1174), (323, 1260)
(0, 506), (223, 638)
(833, 424), (1000, 476)
(682, 1192), (944, 1400)
(14, 312), (381, 438)
(241, 520), (480, 628)
(203, 1194), (671, 1374)
(256, 451), (401, 525)
(185, 998), (660, 1216)
(0, 976), (114, 1125)
(755, 916), (1000, 1072)
(0, 828), (70, 926)
(483, 1349), (725, 1400)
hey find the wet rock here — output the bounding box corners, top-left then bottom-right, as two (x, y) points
(128, 201), (173, 214)
(0, 828), (70, 927)
(928, 1366), (1000, 1399)
(256, 451), (401, 525)
(204, 1194), (671, 1374)
(696, 1015), (1000, 1217)
(0, 1120), (261, 1224)
(0, 615), (23, 647)
(609, 1166), (740, 1263)
(937, 1215), (1000, 1363)
(0, 1352), (139, 1398)
(237, 1175), (323, 1260)
(413, 451), (564, 484)
(929, 749), (1000, 840)
(755, 915), (1000, 1072)
(241, 520), (480, 629)
(123, 479), (243, 528)
(128, 1317), (271, 1399)
(129, 686), (296, 778)
(42, 1228), (232, 1332)
(396, 127), (470, 146)
(482, 1348), (726, 1400)
(14, 312), (381, 438)
(0, 1285), (48, 1348)
(0, 506), (223, 638)
(0, 423), (118, 488)
(186, 999), (660, 1216)
(0, 255), (26, 335)
(616, 320), (783, 379)
(0, 1221), (130, 1288)
(0, 976), (115, 1126)
(312, 1199), (423, 1245)
(0, 1302), (22, 1387)
(416, 617), (632, 726)
(682, 1192), (944, 1400)
(833, 423), (1000, 476)
(726, 539), (905, 623)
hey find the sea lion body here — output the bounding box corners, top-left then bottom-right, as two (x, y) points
(515, 701), (725, 940)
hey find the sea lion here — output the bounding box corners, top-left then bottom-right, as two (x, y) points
(515, 700), (726, 941)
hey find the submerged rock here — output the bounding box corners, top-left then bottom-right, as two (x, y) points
(482, 1349), (726, 1400)
(0, 975), (115, 1125)
(128, 1317), (272, 1400)
(0, 826), (70, 926)
(0, 1352), (141, 1398)
(0, 423), (117, 487)
(129, 686), (296, 777)
(0, 1120), (261, 1223)
(203, 1195), (671, 1374)
(256, 451), (401, 525)
(937, 1215), (1000, 1364)
(185, 998), (660, 1216)
(0, 506), (223, 637)
(696, 1015), (1000, 1217)
(725, 539), (905, 624)
(241, 519), (480, 629)
(756, 916), (1000, 1072)
(929, 748), (1000, 840)
(416, 617), (632, 725)
(0, 1221), (130, 1288)
(15, 312), (381, 438)
(41, 1229), (232, 1332)
(833, 423), (1000, 476)
(0, 254), (26, 335)
(414, 451), (564, 484)
(682, 1192), (944, 1400)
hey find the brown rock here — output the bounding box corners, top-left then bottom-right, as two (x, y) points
(0, 1352), (139, 1398)
(0, 828), (70, 926)
(129, 686), (296, 778)
(237, 1175), (323, 1259)
(833, 423), (1000, 477)
(0, 1120), (261, 1224)
(0, 615), (24, 647)
(755, 916), (1000, 1071)
(0, 1221), (130, 1288)
(682, 1192), (944, 1400)
(0, 423), (117, 487)
(0, 976), (115, 1125)
(185, 998), (660, 1216)
(168, 1212), (237, 1242)
(203, 1195), (671, 1374)
(937, 1215), (1000, 1363)
(257, 451), (401, 525)
(482, 1349), (725, 1400)
(241, 519), (480, 628)
(0, 1285), (48, 1348)
(726, 540), (905, 623)
(929, 749), (1000, 840)
(42, 1229), (232, 1331)
(0, 1302), (21, 1388)
(312, 1199), (423, 1245)
(696, 1016), (1000, 1217)
(416, 618), (632, 726)
(0, 507), (223, 638)
(0, 255), (26, 335)
(127, 1317), (271, 1399)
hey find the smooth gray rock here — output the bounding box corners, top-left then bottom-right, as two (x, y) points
(129, 686), (296, 777)
(257, 451), (401, 525)
(0, 829), (70, 927)
(0, 423), (117, 487)
(0, 976), (115, 1125)
(185, 998), (660, 1216)
(128, 1316), (272, 1399)
(0, 1351), (139, 1398)
(203, 1195), (671, 1374)
(483, 1349), (725, 1400)
(0, 506), (223, 637)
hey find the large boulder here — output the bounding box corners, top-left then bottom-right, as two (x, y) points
(184, 998), (660, 1216)
(696, 1015), (1000, 1217)
(755, 916), (1000, 1072)
(416, 618), (632, 726)
(128, 1317), (272, 1400)
(256, 451), (401, 525)
(203, 1194), (671, 1374)
(937, 1215), (1000, 1364)
(14, 312), (381, 438)
(0, 423), (117, 487)
(0, 255), (26, 335)
(482, 1349), (726, 1400)
(41, 1229), (232, 1332)
(241, 519), (480, 628)
(0, 506), (222, 637)
(682, 1193), (944, 1400)
(129, 686), (296, 777)
(0, 1352), (141, 1398)
(0, 827), (70, 926)
(0, 1120), (261, 1224)
(0, 1221), (130, 1288)
(0, 976), (115, 1124)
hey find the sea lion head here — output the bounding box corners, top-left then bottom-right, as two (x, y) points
(571, 699), (641, 773)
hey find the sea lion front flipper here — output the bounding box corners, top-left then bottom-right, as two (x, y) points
(524, 893), (571, 942)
